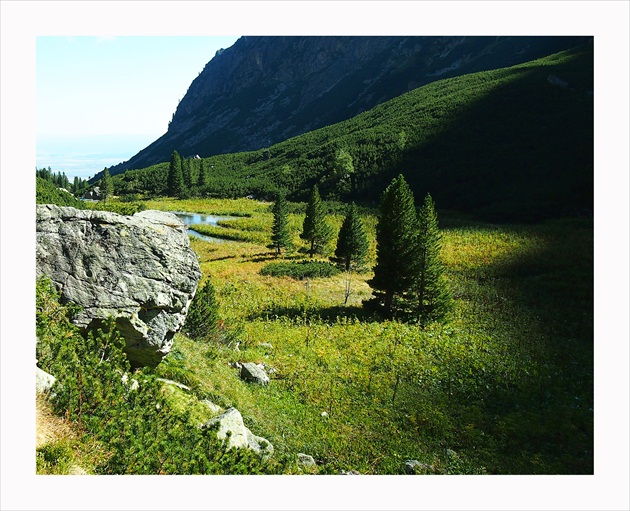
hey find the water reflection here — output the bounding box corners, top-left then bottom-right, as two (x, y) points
(172, 212), (235, 243)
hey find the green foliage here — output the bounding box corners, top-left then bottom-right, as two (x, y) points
(300, 186), (334, 257)
(411, 194), (452, 323)
(85, 200), (146, 216)
(36, 442), (76, 474)
(369, 174), (420, 312)
(184, 279), (220, 341)
(269, 191), (294, 255)
(331, 148), (356, 196)
(167, 150), (185, 198)
(333, 202), (370, 272)
(99, 168), (114, 203)
(260, 260), (341, 280)
(36, 176), (86, 208)
(35, 277), (270, 475)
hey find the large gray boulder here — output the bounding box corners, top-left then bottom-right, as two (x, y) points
(36, 205), (202, 367)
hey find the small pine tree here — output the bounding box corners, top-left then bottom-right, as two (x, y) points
(300, 185), (334, 257)
(100, 168), (113, 203)
(413, 193), (451, 323)
(269, 191), (293, 256)
(167, 151), (185, 198)
(184, 279), (219, 341)
(333, 202), (369, 272)
(368, 174), (419, 312)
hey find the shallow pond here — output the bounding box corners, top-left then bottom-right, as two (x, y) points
(172, 212), (236, 243)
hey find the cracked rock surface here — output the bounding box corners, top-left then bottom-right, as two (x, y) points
(36, 205), (202, 367)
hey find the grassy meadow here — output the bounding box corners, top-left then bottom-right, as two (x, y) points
(143, 197), (593, 474)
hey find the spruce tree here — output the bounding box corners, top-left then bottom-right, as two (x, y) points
(334, 202), (369, 272)
(413, 193), (451, 323)
(368, 174), (419, 312)
(269, 191), (293, 256)
(184, 279), (219, 341)
(300, 185), (333, 257)
(182, 157), (192, 190)
(99, 168), (113, 203)
(167, 150), (185, 198)
(198, 160), (208, 189)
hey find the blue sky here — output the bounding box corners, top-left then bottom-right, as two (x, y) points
(36, 36), (239, 177)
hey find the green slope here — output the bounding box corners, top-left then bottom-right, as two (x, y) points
(114, 43), (593, 222)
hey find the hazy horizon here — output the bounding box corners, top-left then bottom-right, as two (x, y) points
(36, 36), (240, 180)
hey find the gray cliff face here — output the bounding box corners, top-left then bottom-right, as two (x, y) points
(109, 35), (588, 175)
(36, 205), (202, 367)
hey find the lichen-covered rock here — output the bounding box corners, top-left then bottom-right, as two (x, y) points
(239, 362), (270, 385)
(203, 407), (273, 458)
(36, 205), (202, 367)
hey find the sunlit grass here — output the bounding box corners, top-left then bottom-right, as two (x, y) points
(161, 199), (593, 474)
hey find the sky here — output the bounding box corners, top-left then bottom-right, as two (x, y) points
(36, 36), (240, 178)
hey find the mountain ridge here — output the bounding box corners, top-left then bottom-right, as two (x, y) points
(107, 36), (589, 177)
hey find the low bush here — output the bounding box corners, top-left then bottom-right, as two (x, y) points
(260, 260), (341, 280)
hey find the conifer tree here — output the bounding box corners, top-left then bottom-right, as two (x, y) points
(99, 167), (113, 203)
(167, 150), (185, 198)
(413, 193), (451, 323)
(184, 279), (219, 341)
(333, 202), (369, 272)
(269, 191), (293, 256)
(198, 160), (208, 188)
(368, 174), (419, 312)
(300, 185), (333, 257)
(182, 157), (193, 190)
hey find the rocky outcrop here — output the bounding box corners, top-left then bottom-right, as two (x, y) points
(108, 36), (590, 175)
(36, 205), (202, 367)
(203, 407), (273, 458)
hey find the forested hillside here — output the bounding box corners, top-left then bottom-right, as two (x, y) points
(111, 43), (593, 223)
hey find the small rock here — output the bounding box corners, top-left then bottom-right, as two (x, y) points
(340, 470), (360, 475)
(321, 411), (328, 417)
(297, 453), (316, 467)
(203, 407), (273, 458)
(201, 399), (222, 414)
(404, 459), (432, 474)
(36, 366), (56, 394)
(240, 362), (270, 385)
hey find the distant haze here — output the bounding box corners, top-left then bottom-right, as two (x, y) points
(36, 134), (158, 180)
(36, 36), (240, 179)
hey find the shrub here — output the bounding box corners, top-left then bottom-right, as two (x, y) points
(260, 260), (341, 280)
(184, 279), (219, 341)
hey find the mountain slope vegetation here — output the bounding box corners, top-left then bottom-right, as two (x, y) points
(109, 35), (589, 173)
(112, 43), (593, 223)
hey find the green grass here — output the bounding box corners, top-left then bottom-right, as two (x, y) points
(156, 199), (593, 474)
